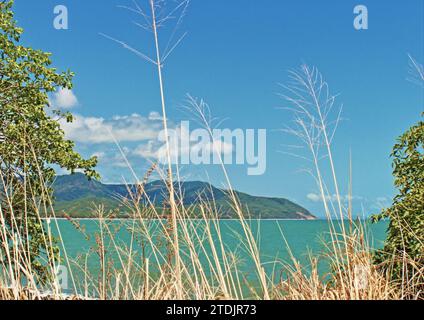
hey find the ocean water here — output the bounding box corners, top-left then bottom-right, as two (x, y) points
(52, 219), (388, 285)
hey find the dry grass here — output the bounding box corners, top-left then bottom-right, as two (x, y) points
(0, 160), (422, 300)
(1, 0), (422, 301)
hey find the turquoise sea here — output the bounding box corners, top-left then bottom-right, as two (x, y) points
(52, 219), (388, 287)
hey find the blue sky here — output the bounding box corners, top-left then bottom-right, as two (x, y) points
(13, 0), (423, 217)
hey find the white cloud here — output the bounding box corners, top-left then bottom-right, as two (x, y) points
(133, 140), (159, 159)
(371, 196), (390, 210)
(109, 152), (130, 168)
(88, 148), (132, 169)
(376, 197), (389, 203)
(59, 113), (164, 144)
(307, 193), (363, 203)
(60, 108), (234, 167)
(148, 111), (163, 121)
(307, 193), (322, 202)
(90, 151), (105, 160)
(132, 123), (234, 164)
(52, 88), (78, 109)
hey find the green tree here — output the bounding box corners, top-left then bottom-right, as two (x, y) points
(0, 0), (98, 281)
(372, 114), (424, 282)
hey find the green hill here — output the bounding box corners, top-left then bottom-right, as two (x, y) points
(51, 173), (316, 220)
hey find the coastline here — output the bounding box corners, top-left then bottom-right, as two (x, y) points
(42, 217), (345, 222)
(43, 217), (320, 221)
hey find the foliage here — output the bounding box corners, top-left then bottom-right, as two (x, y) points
(0, 0), (98, 281)
(51, 173), (315, 219)
(372, 114), (424, 281)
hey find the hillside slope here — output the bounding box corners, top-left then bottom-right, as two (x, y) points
(52, 174), (316, 220)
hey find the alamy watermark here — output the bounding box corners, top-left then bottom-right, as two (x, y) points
(53, 4), (369, 31)
(354, 265), (369, 290)
(53, 5), (68, 30)
(55, 264), (69, 291)
(354, 4), (368, 30)
(156, 121), (267, 176)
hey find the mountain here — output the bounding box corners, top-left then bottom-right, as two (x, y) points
(51, 173), (316, 220)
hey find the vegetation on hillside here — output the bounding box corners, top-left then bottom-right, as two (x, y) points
(51, 173), (316, 219)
